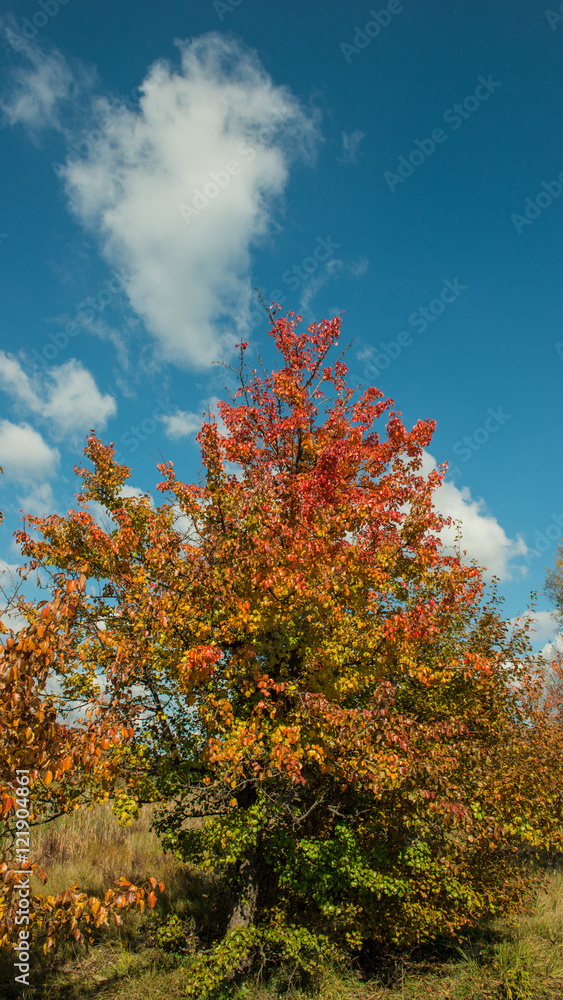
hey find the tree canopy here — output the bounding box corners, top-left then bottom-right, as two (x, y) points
(2, 308), (562, 994)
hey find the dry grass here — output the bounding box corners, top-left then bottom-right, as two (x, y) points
(2, 805), (563, 999)
(29, 801), (177, 898)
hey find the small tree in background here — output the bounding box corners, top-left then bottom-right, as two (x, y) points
(3, 308), (563, 994)
(542, 540), (563, 725)
(545, 537), (563, 632)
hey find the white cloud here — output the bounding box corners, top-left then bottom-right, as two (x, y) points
(0, 45), (71, 134)
(543, 633), (563, 660)
(160, 409), (203, 441)
(86, 486), (153, 534)
(0, 556), (20, 589)
(0, 350), (39, 409)
(420, 451), (528, 581)
(17, 482), (56, 516)
(0, 24), (93, 138)
(0, 352), (116, 440)
(510, 610), (560, 646)
(86, 499), (115, 532)
(119, 485), (153, 505)
(0, 606), (27, 634)
(349, 256), (369, 277)
(0, 420), (59, 483)
(171, 504), (197, 541)
(51, 33), (320, 369)
(42, 360), (116, 437)
(337, 129), (366, 164)
(510, 611), (563, 660)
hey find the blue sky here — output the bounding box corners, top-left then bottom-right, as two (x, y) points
(0, 0), (562, 653)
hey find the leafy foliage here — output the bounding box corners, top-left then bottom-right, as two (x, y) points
(0, 555), (163, 952)
(2, 307), (563, 993)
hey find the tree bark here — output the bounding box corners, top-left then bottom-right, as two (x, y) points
(225, 845), (261, 934)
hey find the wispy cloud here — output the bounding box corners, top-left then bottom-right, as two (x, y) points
(0, 19), (95, 139)
(349, 255), (369, 277)
(337, 129), (366, 164)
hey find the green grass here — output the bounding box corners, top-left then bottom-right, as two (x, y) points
(2, 804), (563, 999)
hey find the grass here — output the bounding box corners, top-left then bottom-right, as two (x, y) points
(2, 804), (563, 999)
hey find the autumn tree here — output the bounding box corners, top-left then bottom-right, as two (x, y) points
(542, 650), (563, 727)
(541, 539), (563, 724)
(0, 530), (163, 962)
(545, 536), (563, 630)
(3, 308), (563, 994)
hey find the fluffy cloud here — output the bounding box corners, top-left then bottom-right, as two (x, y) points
(17, 482), (57, 516)
(160, 409), (203, 441)
(0, 350), (39, 410)
(41, 360), (116, 437)
(164, 394), (229, 439)
(51, 33), (320, 369)
(0, 352), (116, 440)
(420, 451), (528, 581)
(0, 420), (59, 483)
(510, 610), (561, 649)
(1, 32), (320, 370)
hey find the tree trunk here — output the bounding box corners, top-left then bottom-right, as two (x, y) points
(225, 845), (261, 934)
